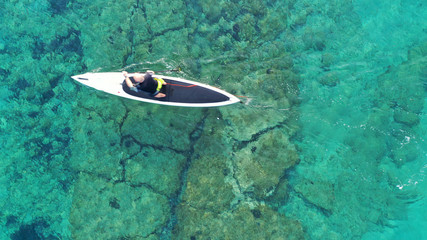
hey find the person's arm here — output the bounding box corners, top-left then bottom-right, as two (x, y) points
(122, 71), (134, 88)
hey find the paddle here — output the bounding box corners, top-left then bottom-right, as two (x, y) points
(154, 66), (182, 73)
(154, 66), (197, 87)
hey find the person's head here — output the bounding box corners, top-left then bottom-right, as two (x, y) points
(133, 73), (146, 83)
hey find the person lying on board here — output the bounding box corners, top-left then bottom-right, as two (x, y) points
(122, 70), (167, 98)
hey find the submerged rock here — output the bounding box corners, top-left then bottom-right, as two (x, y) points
(173, 203), (304, 239)
(120, 105), (204, 152)
(144, 1), (186, 34)
(182, 155), (235, 213)
(126, 147), (187, 198)
(376, 42), (427, 165)
(233, 129), (300, 199)
(70, 173), (169, 239)
(294, 177), (335, 212)
(70, 97), (126, 180)
(319, 71), (340, 87)
(265, 178), (290, 209)
(393, 108), (420, 127)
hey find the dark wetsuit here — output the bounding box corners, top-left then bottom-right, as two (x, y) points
(128, 73), (161, 96)
(130, 73), (157, 94)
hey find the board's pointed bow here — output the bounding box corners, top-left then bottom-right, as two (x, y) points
(71, 74), (89, 82)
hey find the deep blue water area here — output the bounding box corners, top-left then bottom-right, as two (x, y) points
(1, 0), (426, 239)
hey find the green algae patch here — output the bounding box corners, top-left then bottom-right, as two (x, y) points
(182, 155), (235, 213)
(69, 0), (135, 69)
(70, 96), (126, 181)
(151, 29), (190, 56)
(0, 149), (73, 239)
(144, 1), (186, 34)
(171, 112), (304, 239)
(178, 113), (236, 212)
(191, 109), (235, 156)
(70, 173), (169, 239)
(173, 203), (304, 240)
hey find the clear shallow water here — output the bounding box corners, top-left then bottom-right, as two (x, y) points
(1, 0), (426, 239)
(286, 1), (427, 238)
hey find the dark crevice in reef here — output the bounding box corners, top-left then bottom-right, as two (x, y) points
(117, 157), (129, 184)
(119, 230), (159, 240)
(110, 106), (211, 239)
(32, 37), (47, 60)
(78, 167), (172, 202)
(137, 1), (152, 36)
(129, 182), (169, 199)
(6, 215), (18, 227)
(0, 67), (10, 79)
(50, 28), (83, 57)
(48, 0), (69, 15)
(264, 166), (298, 210)
(152, 26), (184, 38)
(116, 105), (132, 185)
(118, 107), (130, 133)
(287, 183), (332, 217)
(78, 170), (115, 183)
(120, 134), (186, 155)
(109, 197), (121, 209)
(105, 105), (184, 198)
(31, 28), (83, 60)
(159, 111), (208, 239)
(48, 74), (64, 89)
(228, 117), (300, 209)
(230, 152), (244, 203)
(115, 134), (185, 186)
(27, 128), (72, 171)
(38, 74), (65, 104)
(136, 1), (181, 38)
(123, 4), (139, 64)
(10, 218), (60, 240)
(233, 119), (289, 151)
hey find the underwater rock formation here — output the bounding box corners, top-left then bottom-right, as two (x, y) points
(120, 106), (205, 152)
(173, 203), (304, 240)
(376, 42), (427, 166)
(181, 155), (235, 213)
(70, 173), (170, 239)
(126, 147), (187, 198)
(233, 129), (300, 200)
(294, 177), (335, 212)
(70, 95), (127, 180)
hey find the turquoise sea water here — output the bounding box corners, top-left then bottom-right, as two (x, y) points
(1, 0), (426, 239)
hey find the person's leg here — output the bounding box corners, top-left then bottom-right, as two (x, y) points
(154, 93), (166, 98)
